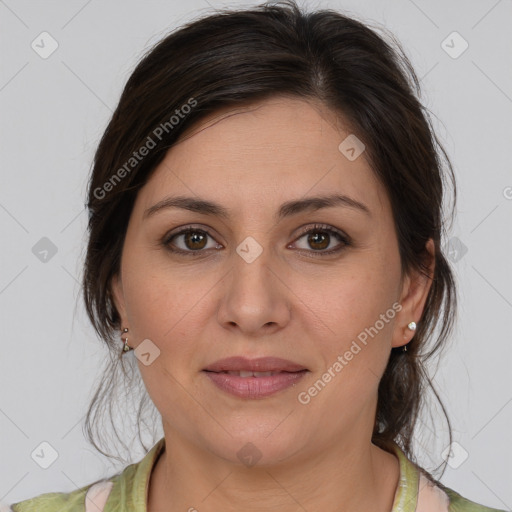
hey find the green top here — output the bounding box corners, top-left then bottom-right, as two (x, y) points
(6, 438), (506, 512)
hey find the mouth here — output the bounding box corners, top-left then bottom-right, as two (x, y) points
(202, 357), (309, 398)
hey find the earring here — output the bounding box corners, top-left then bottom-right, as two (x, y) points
(403, 321), (417, 352)
(121, 327), (132, 354)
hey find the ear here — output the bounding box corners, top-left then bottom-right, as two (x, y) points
(391, 238), (435, 349)
(111, 273), (128, 327)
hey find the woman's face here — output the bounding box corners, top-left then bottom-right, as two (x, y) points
(112, 96), (432, 466)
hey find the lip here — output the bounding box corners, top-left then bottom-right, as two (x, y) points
(203, 356), (307, 373)
(203, 370), (308, 399)
(202, 356), (308, 399)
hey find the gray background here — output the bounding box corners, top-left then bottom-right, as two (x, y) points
(1, 0), (511, 508)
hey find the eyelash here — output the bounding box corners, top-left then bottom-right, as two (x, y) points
(162, 223), (351, 258)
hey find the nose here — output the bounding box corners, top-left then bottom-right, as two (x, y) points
(216, 248), (291, 336)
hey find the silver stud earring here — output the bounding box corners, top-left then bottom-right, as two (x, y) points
(403, 321), (417, 352)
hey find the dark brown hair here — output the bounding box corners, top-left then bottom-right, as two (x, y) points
(82, 0), (457, 478)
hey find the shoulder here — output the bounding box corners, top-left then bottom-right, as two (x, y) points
(6, 479), (114, 512)
(390, 441), (506, 512)
(4, 437), (166, 512)
(442, 484), (508, 512)
(418, 470), (507, 512)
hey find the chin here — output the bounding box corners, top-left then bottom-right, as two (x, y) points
(202, 422), (307, 468)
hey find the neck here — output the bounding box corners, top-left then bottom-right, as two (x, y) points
(147, 429), (400, 512)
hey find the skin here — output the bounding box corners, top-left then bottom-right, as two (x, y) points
(112, 96), (434, 512)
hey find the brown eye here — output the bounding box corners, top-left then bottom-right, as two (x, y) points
(164, 228), (220, 254)
(163, 223), (350, 258)
(183, 230), (208, 250)
(306, 231), (330, 251)
(292, 224), (350, 256)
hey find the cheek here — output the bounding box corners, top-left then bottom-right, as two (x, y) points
(120, 252), (181, 344)
(121, 249), (218, 371)
(322, 261), (398, 333)
(121, 263), (208, 415)
(309, 254), (399, 382)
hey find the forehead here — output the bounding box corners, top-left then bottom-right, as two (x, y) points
(135, 96), (388, 219)
(177, 96), (349, 157)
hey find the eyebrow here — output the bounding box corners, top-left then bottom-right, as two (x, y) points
(143, 193), (371, 221)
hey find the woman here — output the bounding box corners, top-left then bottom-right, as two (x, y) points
(6, 1), (505, 511)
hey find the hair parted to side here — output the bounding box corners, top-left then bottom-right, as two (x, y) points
(81, 0), (457, 478)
